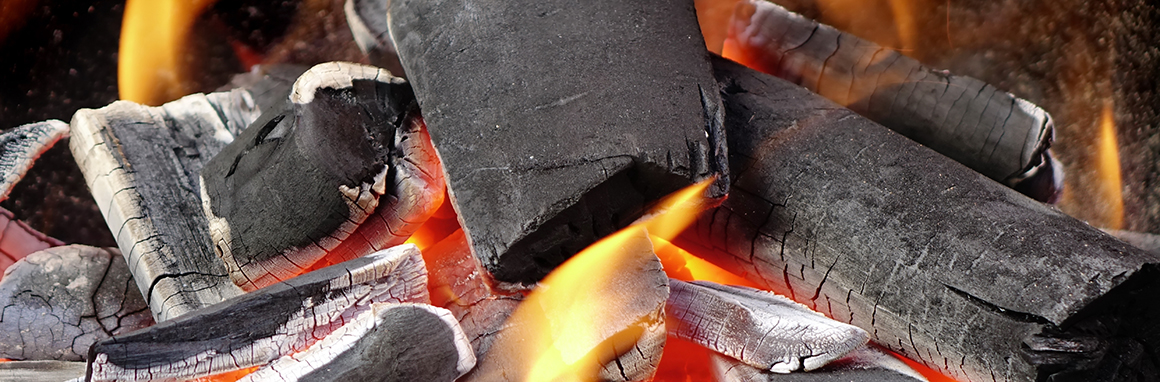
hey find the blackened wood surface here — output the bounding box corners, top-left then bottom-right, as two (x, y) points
(682, 56), (1160, 382)
(386, 0), (729, 282)
(0, 120), (69, 200)
(86, 245), (429, 382)
(69, 89), (259, 321)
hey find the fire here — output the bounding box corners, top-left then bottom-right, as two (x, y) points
(118, 0), (216, 105)
(1095, 100), (1125, 230)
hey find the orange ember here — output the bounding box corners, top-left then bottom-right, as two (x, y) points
(1095, 100), (1125, 230)
(191, 366), (259, 382)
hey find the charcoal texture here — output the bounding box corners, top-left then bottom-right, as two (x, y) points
(386, 0), (728, 282)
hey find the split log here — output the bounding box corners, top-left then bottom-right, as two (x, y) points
(666, 279), (867, 373)
(385, 0), (729, 282)
(464, 229), (669, 381)
(200, 61), (445, 291)
(239, 303), (475, 382)
(678, 56), (1160, 382)
(0, 245), (152, 361)
(85, 244), (428, 382)
(723, 0), (1059, 202)
(710, 346), (927, 382)
(0, 120), (69, 200)
(69, 88), (259, 321)
(0, 360), (87, 382)
(424, 229), (524, 359)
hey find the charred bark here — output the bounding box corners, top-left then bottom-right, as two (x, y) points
(680, 56), (1160, 382)
(725, 0), (1059, 202)
(385, 0), (729, 282)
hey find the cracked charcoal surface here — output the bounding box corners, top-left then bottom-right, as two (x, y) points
(386, 0), (729, 282)
(0, 245), (153, 361)
(710, 346), (926, 381)
(687, 56), (1160, 382)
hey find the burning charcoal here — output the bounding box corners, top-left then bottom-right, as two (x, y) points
(682, 56), (1160, 382)
(239, 303), (475, 382)
(200, 61), (445, 291)
(0, 245), (153, 361)
(464, 228), (669, 381)
(0, 360), (87, 382)
(425, 229), (524, 359)
(724, 0), (1059, 202)
(86, 244), (429, 382)
(69, 88), (261, 321)
(0, 120), (69, 200)
(710, 346), (927, 382)
(385, 0), (730, 283)
(666, 280), (868, 373)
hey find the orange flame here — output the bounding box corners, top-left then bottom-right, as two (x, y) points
(119, 0), (216, 105)
(1096, 100), (1124, 230)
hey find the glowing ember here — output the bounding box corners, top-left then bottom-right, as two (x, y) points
(118, 0), (216, 105)
(1095, 100), (1125, 230)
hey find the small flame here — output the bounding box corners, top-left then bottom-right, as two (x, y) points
(1096, 100), (1124, 230)
(119, 0), (216, 105)
(510, 179), (714, 381)
(886, 0), (919, 53)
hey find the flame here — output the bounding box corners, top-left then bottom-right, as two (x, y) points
(886, 0), (919, 53)
(119, 0), (216, 105)
(1096, 100), (1124, 230)
(652, 235), (760, 288)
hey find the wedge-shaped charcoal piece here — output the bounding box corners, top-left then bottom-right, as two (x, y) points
(0, 207), (64, 272)
(0, 120), (69, 200)
(86, 244), (428, 382)
(0, 360), (87, 382)
(386, 0), (729, 282)
(0, 245), (152, 361)
(69, 88), (261, 321)
(723, 0), (1059, 202)
(710, 346), (927, 382)
(424, 229), (524, 360)
(682, 56), (1160, 382)
(240, 303), (475, 382)
(201, 61), (445, 291)
(667, 280), (867, 373)
(464, 228), (669, 382)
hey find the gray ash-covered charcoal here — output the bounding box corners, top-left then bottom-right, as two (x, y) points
(0, 245), (153, 361)
(710, 346), (927, 382)
(0, 120), (69, 200)
(386, 0), (729, 282)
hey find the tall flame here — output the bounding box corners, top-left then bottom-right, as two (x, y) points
(1096, 100), (1124, 230)
(513, 179), (714, 381)
(119, 0), (216, 105)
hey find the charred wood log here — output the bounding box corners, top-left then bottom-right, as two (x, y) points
(85, 244), (428, 382)
(724, 0), (1059, 202)
(0, 245), (152, 361)
(385, 0), (729, 282)
(680, 56), (1160, 382)
(200, 62), (445, 291)
(0, 360), (87, 382)
(69, 88), (258, 321)
(710, 346), (927, 382)
(666, 279), (867, 373)
(464, 229), (669, 381)
(239, 303), (475, 382)
(0, 120), (69, 201)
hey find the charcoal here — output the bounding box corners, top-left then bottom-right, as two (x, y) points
(0, 245), (152, 361)
(0, 360), (86, 382)
(85, 244), (429, 382)
(677, 56), (1160, 382)
(724, 0), (1059, 202)
(0, 120), (69, 200)
(385, 0), (729, 282)
(710, 346), (927, 382)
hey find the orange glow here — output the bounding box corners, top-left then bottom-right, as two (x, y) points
(652, 235), (759, 289)
(119, 0), (216, 105)
(695, 0), (742, 54)
(650, 336), (717, 382)
(887, 0), (919, 52)
(1096, 100), (1124, 230)
(404, 194), (461, 252)
(892, 348), (961, 382)
(192, 366), (259, 382)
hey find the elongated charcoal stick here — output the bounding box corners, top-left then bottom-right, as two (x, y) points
(681, 56), (1160, 382)
(724, 0), (1058, 201)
